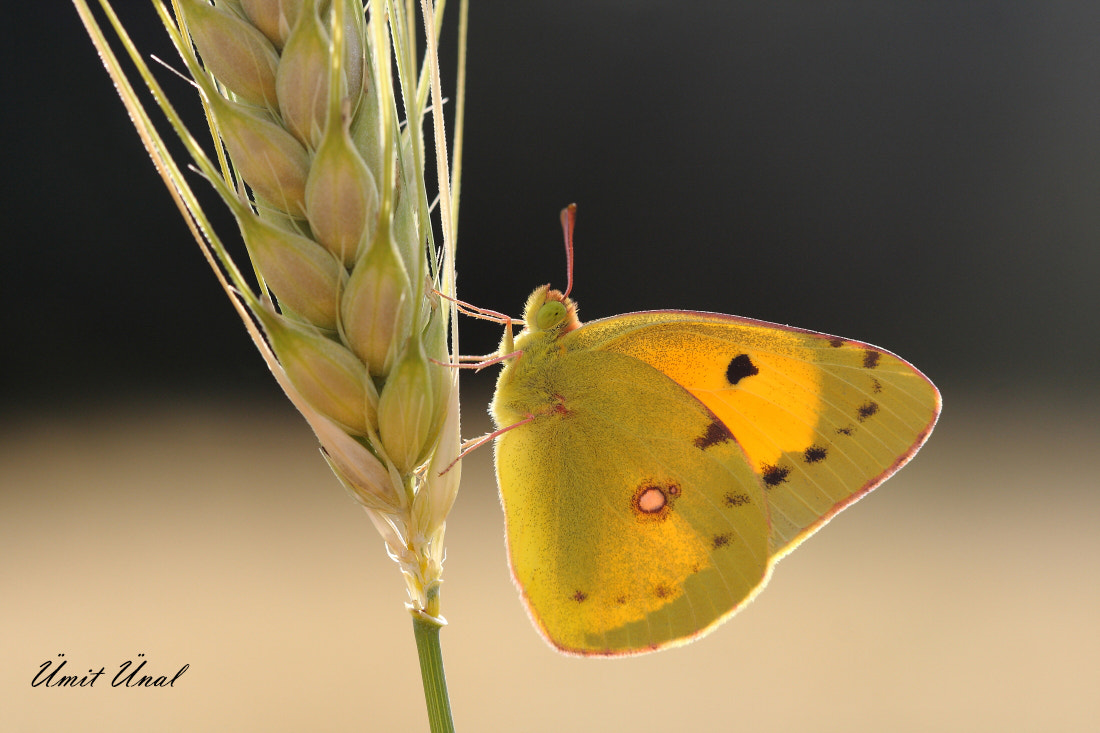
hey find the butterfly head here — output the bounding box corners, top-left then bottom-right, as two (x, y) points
(522, 284), (580, 336)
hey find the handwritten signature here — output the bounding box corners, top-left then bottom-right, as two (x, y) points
(32, 654), (188, 688)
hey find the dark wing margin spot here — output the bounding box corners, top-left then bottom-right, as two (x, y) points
(829, 338), (845, 348)
(694, 419), (734, 449)
(803, 445), (828, 463)
(762, 464), (791, 487)
(857, 401), (880, 422)
(726, 354), (759, 385)
(863, 350), (882, 369)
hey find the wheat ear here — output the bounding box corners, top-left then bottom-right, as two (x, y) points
(73, 0), (464, 728)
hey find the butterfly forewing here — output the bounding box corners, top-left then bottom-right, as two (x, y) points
(573, 311), (941, 558)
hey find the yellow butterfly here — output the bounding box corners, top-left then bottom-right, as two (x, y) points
(489, 205), (941, 656)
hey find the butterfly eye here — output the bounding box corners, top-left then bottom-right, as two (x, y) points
(535, 301), (567, 330)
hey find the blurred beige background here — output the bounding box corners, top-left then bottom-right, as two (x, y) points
(3, 385), (1097, 731)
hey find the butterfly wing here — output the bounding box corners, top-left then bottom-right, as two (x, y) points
(494, 348), (772, 656)
(571, 311), (942, 558)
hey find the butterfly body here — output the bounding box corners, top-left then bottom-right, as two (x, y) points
(492, 282), (940, 656)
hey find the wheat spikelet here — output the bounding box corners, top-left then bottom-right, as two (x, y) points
(74, 0), (463, 619)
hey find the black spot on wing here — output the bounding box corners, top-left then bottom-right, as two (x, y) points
(870, 377), (883, 394)
(654, 584), (672, 599)
(857, 401), (880, 422)
(836, 425), (856, 436)
(762, 464), (790, 488)
(712, 533), (732, 549)
(803, 445), (828, 463)
(572, 590), (588, 602)
(829, 338), (845, 348)
(724, 492), (751, 507)
(863, 350), (881, 369)
(694, 419), (734, 449)
(726, 354), (759, 385)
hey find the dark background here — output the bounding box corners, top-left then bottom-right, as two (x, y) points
(5, 1), (1098, 408)
(3, 3), (1099, 731)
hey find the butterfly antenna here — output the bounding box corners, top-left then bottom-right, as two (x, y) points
(560, 203), (577, 297)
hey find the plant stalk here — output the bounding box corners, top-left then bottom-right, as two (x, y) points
(412, 594), (455, 733)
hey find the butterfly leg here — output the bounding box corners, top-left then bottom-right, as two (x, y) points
(430, 349), (523, 371)
(432, 289), (524, 327)
(437, 413), (536, 475)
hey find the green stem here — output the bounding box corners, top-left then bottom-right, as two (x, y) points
(412, 599), (455, 733)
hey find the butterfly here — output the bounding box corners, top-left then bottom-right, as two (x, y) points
(488, 205), (941, 656)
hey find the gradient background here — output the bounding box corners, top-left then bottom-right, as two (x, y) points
(4, 1), (1098, 730)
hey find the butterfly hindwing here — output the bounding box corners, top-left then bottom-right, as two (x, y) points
(495, 348), (771, 655)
